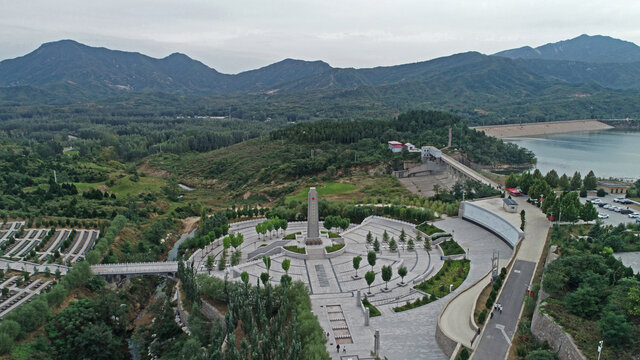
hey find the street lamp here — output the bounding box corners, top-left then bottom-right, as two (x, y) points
(597, 340), (603, 360)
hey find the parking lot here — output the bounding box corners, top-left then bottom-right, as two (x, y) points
(580, 194), (640, 226)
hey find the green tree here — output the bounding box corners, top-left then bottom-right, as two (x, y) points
(544, 170), (559, 188)
(558, 174), (570, 190)
(367, 251), (376, 270)
(399, 229), (406, 243)
(281, 258), (291, 275)
(598, 311), (632, 347)
(262, 256), (271, 275)
(260, 272), (270, 286)
(424, 237), (431, 252)
(583, 170), (597, 190)
(389, 237), (397, 251)
(408, 238), (415, 251)
(366, 231), (373, 244)
(352, 256), (362, 277)
(570, 171), (582, 191)
(373, 238), (380, 252)
(240, 271), (249, 286)
(505, 173), (519, 188)
(382, 230), (389, 243)
(520, 210), (526, 231)
(365, 271), (375, 294)
(381, 265), (392, 290)
(398, 265), (408, 284)
(580, 202), (598, 222)
(206, 256), (214, 272)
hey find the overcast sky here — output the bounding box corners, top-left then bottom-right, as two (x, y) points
(2, 0), (640, 74)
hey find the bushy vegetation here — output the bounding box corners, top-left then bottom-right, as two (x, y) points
(540, 224), (640, 359)
(439, 239), (465, 256)
(85, 214), (127, 264)
(178, 211), (229, 256)
(361, 297), (381, 317)
(325, 243), (345, 253)
(284, 245), (306, 254)
(416, 223), (445, 236)
(0, 262), (112, 356)
(414, 260), (470, 298)
(160, 267), (331, 360)
(393, 294), (436, 312)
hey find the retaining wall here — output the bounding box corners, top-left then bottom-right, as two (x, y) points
(531, 303), (586, 360)
(459, 202), (524, 248)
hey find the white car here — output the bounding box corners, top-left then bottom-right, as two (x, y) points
(598, 213), (609, 219)
(613, 207), (622, 213)
(603, 204), (612, 209)
(592, 198), (603, 204)
(629, 213), (640, 219)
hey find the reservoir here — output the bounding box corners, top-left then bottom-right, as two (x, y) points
(504, 129), (640, 180)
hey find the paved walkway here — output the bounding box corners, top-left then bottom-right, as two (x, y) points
(472, 198), (550, 360)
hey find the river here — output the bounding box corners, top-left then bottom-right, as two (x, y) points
(505, 129), (640, 181)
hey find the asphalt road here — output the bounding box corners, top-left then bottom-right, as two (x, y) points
(472, 259), (536, 360)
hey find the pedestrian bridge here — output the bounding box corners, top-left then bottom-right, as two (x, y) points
(91, 261), (178, 279)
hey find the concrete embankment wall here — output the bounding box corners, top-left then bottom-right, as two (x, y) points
(530, 302), (586, 360)
(474, 120), (612, 138)
(459, 202), (524, 248)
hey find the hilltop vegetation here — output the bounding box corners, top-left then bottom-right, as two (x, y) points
(150, 110), (534, 201)
(4, 36), (640, 125)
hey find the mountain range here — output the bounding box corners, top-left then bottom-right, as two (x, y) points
(2, 34), (640, 117)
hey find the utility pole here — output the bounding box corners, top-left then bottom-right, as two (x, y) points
(53, 170), (57, 183)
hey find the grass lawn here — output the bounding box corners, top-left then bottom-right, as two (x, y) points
(416, 223), (445, 236)
(286, 182), (358, 203)
(439, 239), (465, 256)
(414, 259), (470, 298)
(283, 245), (306, 254)
(325, 243), (345, 253)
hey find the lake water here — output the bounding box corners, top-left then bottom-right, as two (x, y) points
(504, 129), (640, 181)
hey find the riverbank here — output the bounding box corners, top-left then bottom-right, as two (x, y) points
(474, 120), (612, 138)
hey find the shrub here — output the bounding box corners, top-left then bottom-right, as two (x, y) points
(477, 309), (488, 324)
(416, 223), (445, 236)
(325, 243), (345, 253)
(361, 298), (381, 317)
(283, 246), (306, 254)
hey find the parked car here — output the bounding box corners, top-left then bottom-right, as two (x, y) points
(613, 198), (625, 203)
(629, 213), (640, 218)
(603, 204), (612, 209)
(613, 207), (622, 213)
(636, 218), (640, 223)
(597, 202), (607, 208)
(598, 213), (609, 219)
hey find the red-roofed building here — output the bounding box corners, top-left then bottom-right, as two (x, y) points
(387, 141), (403, 153)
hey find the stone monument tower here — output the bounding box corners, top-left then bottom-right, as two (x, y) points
(305, 187), (321, 245)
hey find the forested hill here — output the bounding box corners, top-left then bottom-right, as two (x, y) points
(5, 37), (640, 124)
(494, 34), (640, 63)
(271, 110), (535, 165)
(151, 110), (534, 195)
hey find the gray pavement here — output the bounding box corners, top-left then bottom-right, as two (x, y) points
(615, 251), (640, 274)
(472, 260), (536, 360)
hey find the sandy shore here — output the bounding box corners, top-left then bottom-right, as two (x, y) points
(474, 120), (613, 138)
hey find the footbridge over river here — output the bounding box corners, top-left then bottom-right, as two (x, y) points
(91, 261), (179, 281)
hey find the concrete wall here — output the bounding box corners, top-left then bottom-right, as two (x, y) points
(531, 303), (586, 360)
(459, 202), (524, 248)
